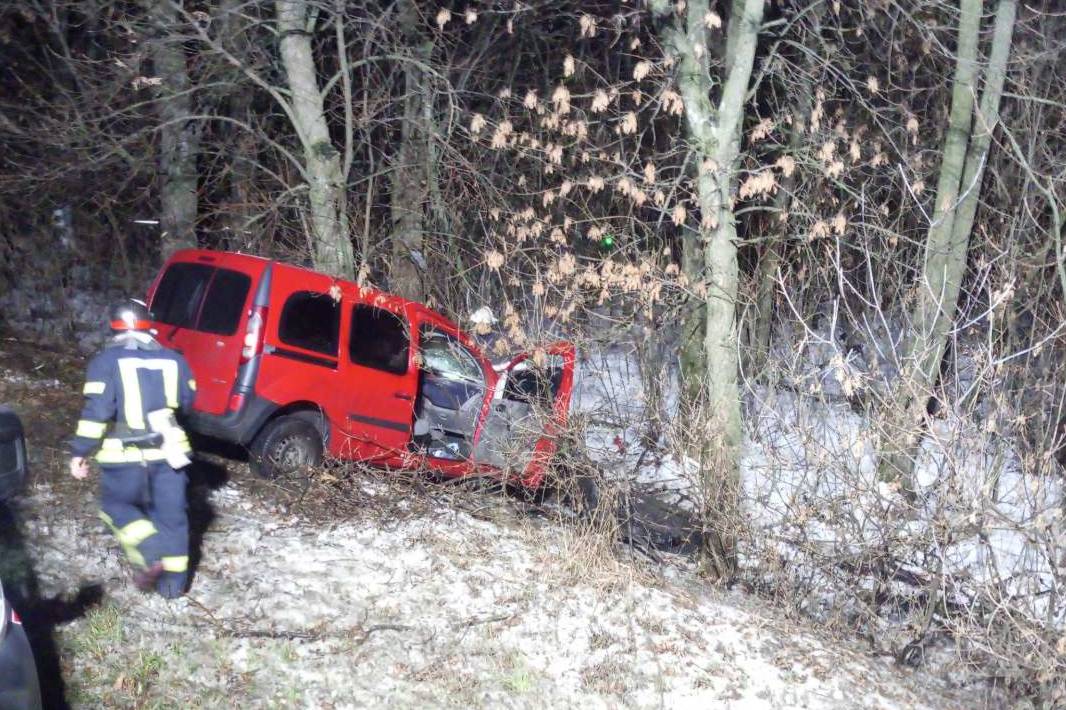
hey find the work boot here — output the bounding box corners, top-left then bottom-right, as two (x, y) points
(156, 571), (186, 600)
(133, 562), (164, 592)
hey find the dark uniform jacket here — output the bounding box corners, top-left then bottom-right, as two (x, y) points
(71, 336), (196, 464)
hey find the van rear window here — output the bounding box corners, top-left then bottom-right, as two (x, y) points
(151, 263), (213, 328)
(151, 262), (251, 335)
(279, 291), (340, 356)
(198, 270), (251, 335)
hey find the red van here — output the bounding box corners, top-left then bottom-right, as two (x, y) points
(145, 249), (577, 488)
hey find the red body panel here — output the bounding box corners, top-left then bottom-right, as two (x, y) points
(333, 286), (420, 461)
(146, 249), (577, 487)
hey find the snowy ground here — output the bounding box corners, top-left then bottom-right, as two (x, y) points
(0, 335), (1012, 708)
(574, 345), (1064, 632)
(15, 475), (974, 709)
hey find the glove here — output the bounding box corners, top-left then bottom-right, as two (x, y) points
(70, 457), (90, 480)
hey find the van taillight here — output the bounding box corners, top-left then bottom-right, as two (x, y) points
(240, 306), (267, 364)
(228, 393), (246, 412)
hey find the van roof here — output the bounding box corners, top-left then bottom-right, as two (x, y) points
(168, 248), (452, 326)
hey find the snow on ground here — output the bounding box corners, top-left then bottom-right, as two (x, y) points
(18, 477), (968, 709)
(742, 386), (1063, 625)
(574, 346), (1064, 648)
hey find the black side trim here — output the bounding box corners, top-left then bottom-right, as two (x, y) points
(348, 412), (410, 433)
(270, 346), (338, 370)
(185, 394), (278, 446)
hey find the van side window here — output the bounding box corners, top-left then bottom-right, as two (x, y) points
(198, 269), (252, 335)
(349, 305), (408, 374)
(279, 291), (340, 356)
(151, 263), (213, 327)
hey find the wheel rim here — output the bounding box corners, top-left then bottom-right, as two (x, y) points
(270, 434), (312, 472)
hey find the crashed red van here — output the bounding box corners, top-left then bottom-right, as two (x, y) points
(145, 249), (576, 488)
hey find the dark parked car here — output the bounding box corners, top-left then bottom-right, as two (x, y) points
(0, 579), (41, 710)
(0, 408), (26, 503)
(0, 407), (42, 710)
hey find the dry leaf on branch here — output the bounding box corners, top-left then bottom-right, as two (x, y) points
(661, 90), (684, 116)
(490, 120), (513, 149)
(906, 115), (920, 145)
(809, 220), (830, 241)
(831, 212), (847, 235)
(739, 171), (778, 200)
(563, 55), (575, 78)
(750, 118), (775, 142)
(591, 89), (610, 113)
(579, 14), (596, 38)
(551, 85), (571, 113)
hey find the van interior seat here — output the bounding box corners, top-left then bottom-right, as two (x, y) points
(415, 372), (484, 448)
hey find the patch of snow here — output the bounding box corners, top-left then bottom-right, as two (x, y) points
(576, 348), (1064, 648)
(0, 368), (62, 390)
(17, 479), (969, 708)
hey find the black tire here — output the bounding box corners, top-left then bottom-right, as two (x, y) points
(248, 415), (323, 479)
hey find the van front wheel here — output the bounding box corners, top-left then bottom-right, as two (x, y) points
(248, 415), (323, 478)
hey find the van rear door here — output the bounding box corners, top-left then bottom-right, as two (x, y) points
(148, 253), (261, 415)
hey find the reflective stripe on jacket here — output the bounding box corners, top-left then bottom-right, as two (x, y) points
(70, 337), (196, 463)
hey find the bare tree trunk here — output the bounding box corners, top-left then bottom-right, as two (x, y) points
(879, 0), (1017, 489)
(220, 0), (257, 249)
(146, 0), (198, 259)
(388, 0), (433, 302)
(750, 5), (824, 376)
(276, 0), (353, 278)
(679, 225), (706, 404)
(750, 105), (804, 375)
(654, 0), (765, 580)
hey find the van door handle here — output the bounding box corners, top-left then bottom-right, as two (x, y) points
(393, 392), (414, 401)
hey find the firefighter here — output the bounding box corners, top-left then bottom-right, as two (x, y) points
(68, 299), (196, 599)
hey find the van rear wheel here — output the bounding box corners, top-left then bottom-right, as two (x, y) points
(249, 415), (323, 479)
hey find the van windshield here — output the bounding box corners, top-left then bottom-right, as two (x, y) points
(151, 262), (251, 335)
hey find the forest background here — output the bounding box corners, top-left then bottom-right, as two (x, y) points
(0, 0), (1064, 704)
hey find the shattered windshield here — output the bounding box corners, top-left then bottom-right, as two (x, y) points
(420, 330), (483, 385)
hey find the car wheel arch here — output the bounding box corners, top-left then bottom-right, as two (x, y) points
(258, 402), (330, 446)
(247, 407), (327, 478)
